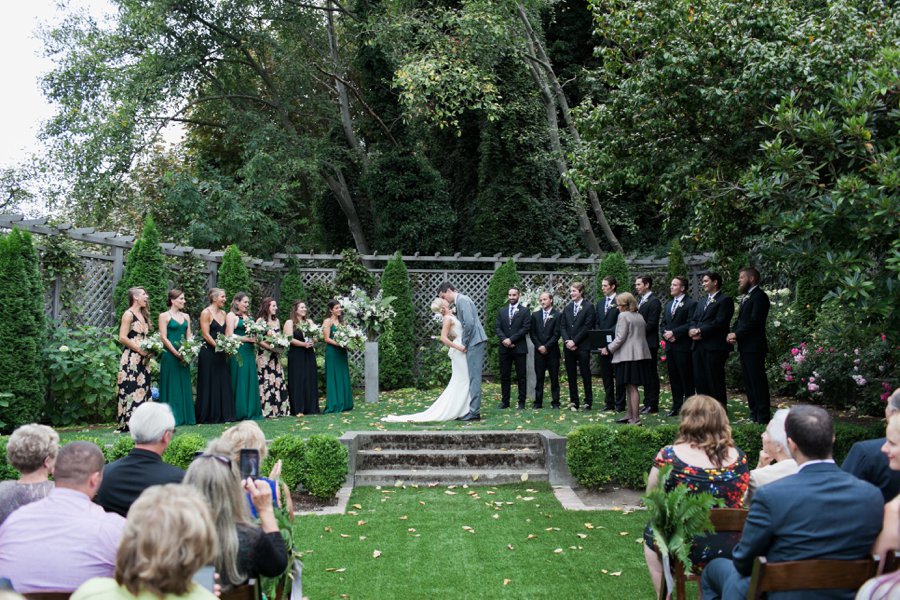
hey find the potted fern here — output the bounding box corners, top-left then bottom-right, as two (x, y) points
(643, 464), (724, 599)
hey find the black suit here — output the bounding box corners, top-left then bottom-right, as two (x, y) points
(691, 291), (734, 408)
(843, 438), (900, 503)
(495, 302), (531, 407)
(560, 301), (595, 408)
(731, 287), (771, 423)
(530, 308), (561, 408)
(638, 293), (662, 410)
(95, 448), (185, 517)
(661, 295), (697, 414)
(595, 296), (625, 410)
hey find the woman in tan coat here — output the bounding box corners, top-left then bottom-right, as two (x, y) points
(601, 292), (652, 425)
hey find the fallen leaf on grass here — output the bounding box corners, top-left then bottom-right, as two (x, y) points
(584, 523), (594, 529)
(347, 511), (358, 516)
(609, 571), (622, 577)
(462, 526), (475, 533)
(399, 515), (408, 520)
(486, 491), (495, 495)
(359, 536), (367, 541)
(576, 533), (588, 539)
(520, 473), (529, 482)
(471, 474), (480, 481)
(619, 532), (629, 536)
(492, 514), (499, 519)
(527, 534), (537, 540)
(372, 550), (382, 558)
(553, 548), (564, 554)
(419, 501), (426, 506)
(325, 567), (346, 573)
(357, 520), (367, 526)
(339, 534), (349, 538)
(503, 579), (511, 586)
(352, 504), (362, 509)
(445, 491), (457, 496)
(324, 527), (333, 533)
(507, 544), (514, 550)
(408, 528), (416, 532)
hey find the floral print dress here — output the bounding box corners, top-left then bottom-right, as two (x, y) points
(257, 323), (291, 417)
(116, 311), (151, 431)
(643, 445), (750, 571)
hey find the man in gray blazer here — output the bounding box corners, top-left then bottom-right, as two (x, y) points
(439, 282), (487, 421)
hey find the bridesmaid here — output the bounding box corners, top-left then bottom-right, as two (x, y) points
(158, 289), (195, 426)
(323, 300), (353, 413)
(255, 297), (291, 418)
(284, 300), (320, 416)
(116, 287), (151, 432)
(227, 292), (263, 421)
(196, 288), (235, 424)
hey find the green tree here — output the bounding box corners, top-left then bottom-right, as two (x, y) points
(114, 215), (170, 319)
(379, 253), (415, 389)
(597, 252), (630, 299)
(484, 259), (522, 375)
(279, 263), (307, 306)
(218, 245), (251, 304)
(334, 250), (375, 295)
(0, 229), (46, 431)
(171, 254), (209, 320)
(666, 239), (688, 297)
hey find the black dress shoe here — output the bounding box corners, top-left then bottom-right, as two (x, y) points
(533, 404), (543, 409)
(459, 413), (481, 421)
(602, 406), (616, 412)
(498, 403), (510, 409)
(615, 416), (631, 424)
(517, 404), (525, 410)
(640, 406), (659, 414)
(666, 410), (680, 417)
(551, 404), (560, 409)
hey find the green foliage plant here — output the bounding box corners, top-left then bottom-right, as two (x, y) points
(44, 326), (120, 426)
(301, 434), (349, 500)
(114, 215), (170, 319)
(596, 252), (630, 299)
(40, 235), (85, 325)
(264, 435), (307, 492)
(666, 239), (688, 298)
(108, 435), (136, 461)
(484, 259), (521, 376)
(161, 433), (207, 470)
(279, 262), (306, 306)
(0, 435), (19, 479)
(218, 245), (251, 304)
(377, 253), (415, 389)
(334, 249), (375, 295)
(415, 337), (453, 390)
(171, 254), (209, 321)
(0, 229), (46, 431)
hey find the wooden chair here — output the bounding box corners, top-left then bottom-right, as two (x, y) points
(746, 555), (878, 599)
(659, 507), (749, 600)
(22, 593), (72, 600)
(879, 550), (900, 575)
(221, 579), (260, 600)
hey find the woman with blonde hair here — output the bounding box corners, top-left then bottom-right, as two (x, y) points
(220, 421), (294, 516)
(0, 424), (59, 525)
(196, 288), (235, 424)
(600, 292), (652, 425)
(642, 394), (750, 597)
(71, 484), (217, 600)
(284, 300), (319, 416)
(116, 287), (151, 431)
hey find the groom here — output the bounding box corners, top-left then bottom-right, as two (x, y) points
(438, 282), (487, 421)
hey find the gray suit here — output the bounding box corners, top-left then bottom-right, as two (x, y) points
(455, 292), (487, 415)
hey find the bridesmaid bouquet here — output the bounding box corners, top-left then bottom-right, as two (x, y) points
(264, 333), (291, 353)
(215, 333), (243, 366)
(297, 319), (320, 342)
(332, 324), (365, 351)
(139, 333), (165, 355)
(243, 318), (269, 341)
(178, 337), (202, 364)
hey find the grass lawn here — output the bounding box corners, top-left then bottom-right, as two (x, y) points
(295, 482), (653, 599)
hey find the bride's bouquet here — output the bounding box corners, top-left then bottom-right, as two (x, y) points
(332, 323), (365, 351)
(264, 332), (291, 354)
(297, 319), (320, 343)
(139, 333), (164, 355)
(243, 318), (269, 341)
(178, 337), (203, 364)
(338, 286), (396, 340)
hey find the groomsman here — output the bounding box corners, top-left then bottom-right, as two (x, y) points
(661, 276), (697, 416)
(636, 275), (662, 414)
(495, 287), (531, 409)
(595, 276), (624, 411)
(560, 282), (595, 410)
(728, 267), (771, 423)
(530, 292), (561, 409)
(689, 272), (734, 409)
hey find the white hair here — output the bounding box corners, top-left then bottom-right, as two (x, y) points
(766, 408), (792, 458)
(129, 402), (175, 444)
(888, 389), (900, 413)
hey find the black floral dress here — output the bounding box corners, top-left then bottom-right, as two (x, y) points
(257, 324), (291, 418)
(116, 311), (151, 431)
(643, 445), (750, 571)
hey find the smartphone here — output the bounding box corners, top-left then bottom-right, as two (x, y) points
(239, 448), (260, 480)
(192, 565), (215, 591)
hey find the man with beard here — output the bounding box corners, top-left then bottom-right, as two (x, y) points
(728, 267), (771, 423)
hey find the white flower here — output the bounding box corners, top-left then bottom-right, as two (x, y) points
(773, 321), (781, 328)
(59, 345), (70, 352)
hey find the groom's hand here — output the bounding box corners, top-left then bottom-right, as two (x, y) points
(460, 345), (467, 353)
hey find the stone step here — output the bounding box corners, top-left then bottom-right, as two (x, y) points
(356, 448), (546, 471)
(356, 431), (544, 451)
(352, 468), (550, 487)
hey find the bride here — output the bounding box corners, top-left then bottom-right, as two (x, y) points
(383, 298), (471, 422)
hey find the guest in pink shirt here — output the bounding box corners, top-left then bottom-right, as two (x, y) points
(0, 441), (125, 593)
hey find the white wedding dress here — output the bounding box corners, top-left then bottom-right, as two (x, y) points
(383, 316), (471, 422)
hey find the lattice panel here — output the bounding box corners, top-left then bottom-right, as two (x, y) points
(76, 256), (116, 327)
(301, 270), (336, 288)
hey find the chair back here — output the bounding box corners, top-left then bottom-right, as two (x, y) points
(747, 556), (878, 599)
(23, 593), (72, 600)
(879, 550), (900, 576)
(221, 579), (260, 600)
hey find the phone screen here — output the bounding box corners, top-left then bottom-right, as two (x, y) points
(239, 448), (260, 480)
(192, 565), (215, 591)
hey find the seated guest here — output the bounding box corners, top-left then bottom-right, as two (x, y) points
(220, 420), (293, 516)
(72, 484), (217, 600)
(844, 389), (900, 503)
(865, 496), (900, 599)
(643, 395), (750, 596)
(872, 412), (900, 558)
(0, 441), (125, 592)
(701, 405), (884, 600)
(184, 439), (288, 589)
(95, 402), (184, 517)
(0, 424), (59, 525)
(745, 408), (798, 505)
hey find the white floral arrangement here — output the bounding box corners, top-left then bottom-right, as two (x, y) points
(178, 337), (203, 364)
(243, 318), (269, 341)
(297, 319), (321, 342)
(139, 333), (164, 355)
(214, 333), (242, 356)
(265, 333), (291, 353)
(519, 288), (565, 311)
(331, 323), (365, 351)
(338, 286), (396, 340)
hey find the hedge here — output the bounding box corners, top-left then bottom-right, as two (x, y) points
(218, 245), (251, 304)
(596, 252), (631, 300)
(379, 253), (415, 389)
(113, 216), (169, 319)
(266, 434), (347, 499)
(484, 259), (521, 376)
(567, 421), (885, 490)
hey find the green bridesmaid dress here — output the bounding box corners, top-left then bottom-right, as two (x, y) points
(324, 324), (353, 413)
(231, 317), (263, 420)
(159, 318), (196, 426)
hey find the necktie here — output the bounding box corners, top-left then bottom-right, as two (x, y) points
(543, 311), (549, 325)
(509, 305), (514, 324)
(606, 298), (613, 314)
(639, 295), (645, 307)
(671, 299), (678, 316)
(574, 303), (580, 317)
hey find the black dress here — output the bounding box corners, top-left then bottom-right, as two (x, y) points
(196, 318), (236, 424)
(287, 327), (319, 415)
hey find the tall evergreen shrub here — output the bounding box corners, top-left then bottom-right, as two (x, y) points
(596, 252), (631, 299)
(484, 259), (521, 376)
(334, 249), (375, 294)
(114, 216), (170, 318)
(218, 245), (251, 303)
(666, 239), (688, 297)
(279, 263), (306, 305)
(0, 229), (46, 431)
(379, 253), (414, 389)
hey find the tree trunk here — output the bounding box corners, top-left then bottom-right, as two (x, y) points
(322, 166), (371, 255)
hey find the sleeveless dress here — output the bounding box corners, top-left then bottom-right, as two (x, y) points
(643, 445), (750, 571)
(196, 318), (236, 424)
(287, 325), (319, 415)
(383, 317), (471, 422)
(324, 324), (353, 413)
(159, 317), (195, 426)
(116, 311), (151, 431)
(231, 317), (263, 420)
(257, 323), (291, 418)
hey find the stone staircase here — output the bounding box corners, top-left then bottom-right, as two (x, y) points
(340, 430), (573, 487)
